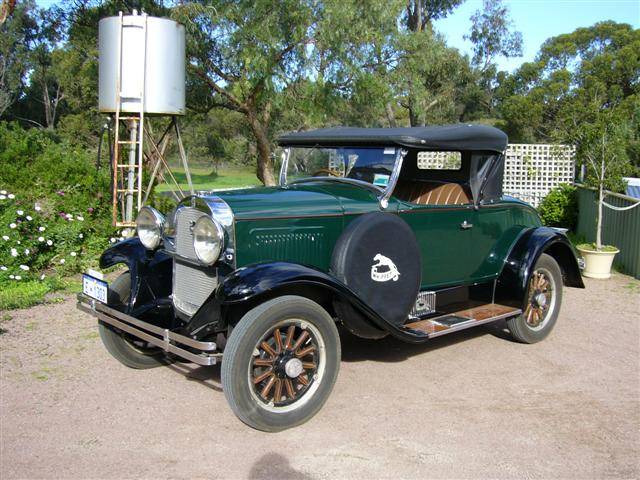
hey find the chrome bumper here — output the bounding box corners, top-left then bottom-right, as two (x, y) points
(76, 293), (221, 366)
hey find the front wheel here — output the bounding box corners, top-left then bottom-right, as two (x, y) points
(507, 253), (563, 344)
(222, 296), (341, 432)
(98, 272), (172, 369)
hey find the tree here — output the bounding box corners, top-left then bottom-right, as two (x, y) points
(465, 0), (522, 114)
(564, 106), (632, 250)
(0, 0), (37, 118)
(404, 0), (465, 32)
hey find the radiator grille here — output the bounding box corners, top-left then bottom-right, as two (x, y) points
(172, 207), (218, 317)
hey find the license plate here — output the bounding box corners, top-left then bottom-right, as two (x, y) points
(82, 274), (108, 304)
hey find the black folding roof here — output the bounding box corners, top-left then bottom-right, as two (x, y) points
(278, 124), (508, 153)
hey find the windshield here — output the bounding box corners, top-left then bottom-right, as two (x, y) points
(283, 147), (398, 188)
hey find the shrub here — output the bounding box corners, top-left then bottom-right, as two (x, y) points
(538, 184), (578, 231)
(0, 122), (118, 290)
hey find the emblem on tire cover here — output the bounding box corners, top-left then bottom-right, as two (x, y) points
(370, 254), (400, 282)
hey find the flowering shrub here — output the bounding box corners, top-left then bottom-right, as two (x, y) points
(0, 122), (119, 290)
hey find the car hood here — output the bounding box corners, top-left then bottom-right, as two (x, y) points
(207, 181), (381, 220)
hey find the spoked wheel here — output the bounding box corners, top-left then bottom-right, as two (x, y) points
(507, 253), (563, 344)
(250, 322), (323, 410)
(222, 296), (340, 432)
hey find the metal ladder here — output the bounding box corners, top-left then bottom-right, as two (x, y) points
(111, 11), (148, 228)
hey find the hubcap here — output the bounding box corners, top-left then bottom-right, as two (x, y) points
(524, 268), (556, 330)
(249, 322), (322, 409)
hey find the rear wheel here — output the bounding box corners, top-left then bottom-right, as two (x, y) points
(98, 272), (172, 369)
(222, 295), (340, 432)
(507, 254), (563, 344)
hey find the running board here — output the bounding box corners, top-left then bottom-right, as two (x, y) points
(403, 303), (521, 339)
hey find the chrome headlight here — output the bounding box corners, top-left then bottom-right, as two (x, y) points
(136, 206), (164, 250)
(193, 216), (224, 265)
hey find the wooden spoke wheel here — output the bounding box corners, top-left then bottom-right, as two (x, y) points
(222, 296), (340, 432)
(507, 253), (563, 344)
(251, 323), (320, 408)
(524, 267), (556, 330)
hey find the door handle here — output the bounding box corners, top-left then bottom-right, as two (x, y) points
(460, 220), (473, 230)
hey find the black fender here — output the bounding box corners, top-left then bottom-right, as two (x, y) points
(189, 262), (428, 343)
(99, 238), (173, 314)
(496, 227), (584, 309)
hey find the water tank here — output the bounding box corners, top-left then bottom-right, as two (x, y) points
(98, 13), (185, 115)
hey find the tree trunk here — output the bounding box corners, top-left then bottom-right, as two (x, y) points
(247, 109), (276, 186)
(596, 154), (605, 251)
(385, 102), (397, 128)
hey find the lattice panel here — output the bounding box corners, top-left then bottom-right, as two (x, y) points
(417, 151), (462, 170)
(503, 144), (575, 207)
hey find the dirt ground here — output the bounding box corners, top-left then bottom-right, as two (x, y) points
(1, 273), (639, 479)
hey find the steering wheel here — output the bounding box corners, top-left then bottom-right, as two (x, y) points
(312, 168), (342, 177)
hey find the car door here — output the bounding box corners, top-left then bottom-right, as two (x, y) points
(398, 202), (476, 288)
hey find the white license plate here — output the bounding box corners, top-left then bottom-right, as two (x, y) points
(82, 274), (108, 304)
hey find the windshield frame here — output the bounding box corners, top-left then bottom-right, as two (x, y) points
(278, 146), (407, 208)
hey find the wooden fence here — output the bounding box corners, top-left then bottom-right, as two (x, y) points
(576, 186), (640, 279)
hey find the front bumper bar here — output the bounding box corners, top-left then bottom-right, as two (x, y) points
(77, 294), (221, 366)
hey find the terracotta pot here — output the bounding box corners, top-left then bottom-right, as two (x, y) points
(577, 246), (620, 279)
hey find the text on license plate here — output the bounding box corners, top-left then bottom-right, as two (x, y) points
(82, 274), (108, 303)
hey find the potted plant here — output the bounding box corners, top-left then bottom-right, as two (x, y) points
(569, 110), (631, 279)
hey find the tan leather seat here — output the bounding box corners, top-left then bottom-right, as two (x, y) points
(394, 180), (471, 206)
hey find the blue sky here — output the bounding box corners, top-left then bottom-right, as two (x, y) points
(434, 0), (640, 72)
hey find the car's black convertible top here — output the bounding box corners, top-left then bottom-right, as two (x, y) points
(278, 124), (508, 153)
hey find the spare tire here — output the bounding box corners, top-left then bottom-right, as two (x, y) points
(331, 212), (421, 337)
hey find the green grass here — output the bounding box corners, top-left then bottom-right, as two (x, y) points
(155, 166), (261, 193)
(0, 277), (82, 310)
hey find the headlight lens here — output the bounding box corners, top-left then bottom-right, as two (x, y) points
(193, 216), (224, 265)
(136, 206), (164, 249)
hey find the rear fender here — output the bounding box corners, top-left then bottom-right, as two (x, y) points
(99, 238), (172, 313)
(189, 262), (427, 343)
(496, 227), (584, 308)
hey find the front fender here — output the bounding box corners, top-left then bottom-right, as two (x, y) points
(188, 262), (427, 343)
(99, 238), (172, 313)
(496, 227), (584, 308)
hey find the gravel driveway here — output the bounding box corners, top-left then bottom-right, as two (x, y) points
(1, 273), (639, 479)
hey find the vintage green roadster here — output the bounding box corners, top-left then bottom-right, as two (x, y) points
(77, 124), (584, 431)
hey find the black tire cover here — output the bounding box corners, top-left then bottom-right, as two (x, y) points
(331, 212), (421, 326)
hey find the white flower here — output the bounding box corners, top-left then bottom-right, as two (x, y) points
(15, 275), (21, 280)
(110, 237), (116, 243)
(16, 210), (24, 215)
(2, 235), (8, 241)
(8, 193), (15, 199)
(65, 213), (73, 220)
(0, 190), (6, 194)
(0, 266), (7, 271)
(46, 240), (53, 246)
(40, 273), (46, 280)
(59, 258), (66, 264)
(76, 215), (84, 221)
(9, 223), (16, 229)
(10, 248), (18, 257)
(78, 233), (84, 239)
(19, 265), (29, 271)
(38, 236), (44, 242)
(16, 240), (20, 244)
(26, 215), (32, 221)
(24, 248), (29, 255)
(9, 274), (14, 279)
(70, 251), (77, 257)
(38, 226), (45, 232)
(0, 195), (5, 200)
(34, 204), (41, 211)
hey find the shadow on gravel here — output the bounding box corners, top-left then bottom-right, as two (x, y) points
(340, 320), (514, 363)
(248, 453), (311, 480)
(167, 362), (222, 392)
